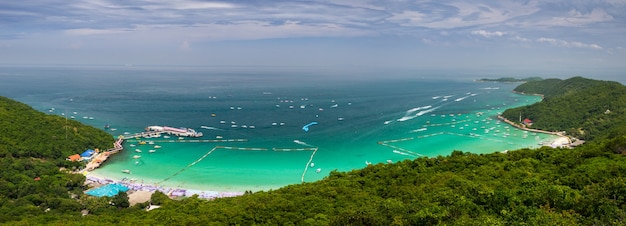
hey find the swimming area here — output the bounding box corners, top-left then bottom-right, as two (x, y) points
(0, 66), (558, 192)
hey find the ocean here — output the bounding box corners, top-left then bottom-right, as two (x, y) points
(0, 66), (557, 192)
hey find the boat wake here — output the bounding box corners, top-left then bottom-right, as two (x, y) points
(294, 140), (314, 147)
(397, 106), (440, 122)
(201, 126), (224, 131)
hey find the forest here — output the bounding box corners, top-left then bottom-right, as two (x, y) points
(501, 76), (626, 141)
(1, 77), (625, 225)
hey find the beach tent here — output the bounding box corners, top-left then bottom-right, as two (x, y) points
(85, 183), (129, 197)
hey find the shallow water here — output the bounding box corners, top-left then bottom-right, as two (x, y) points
(0, 66), (556, 192)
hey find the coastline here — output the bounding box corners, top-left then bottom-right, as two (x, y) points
(84, 170), (245, 200)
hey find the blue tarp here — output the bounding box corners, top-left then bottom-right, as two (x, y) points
(81, 149), (95, 157)
(85, 183), (129, 197)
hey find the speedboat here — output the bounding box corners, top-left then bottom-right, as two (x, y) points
(135, 149), (142, 153)
(154, 145), (162, 149)
(149, 150), (156, 153)
(133, 155), (141, 159)
(121, 169), (131, 174)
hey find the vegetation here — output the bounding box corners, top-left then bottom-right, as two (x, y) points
(477, 77), (543, 83)
(2, 77), (626, 225)
(501, 77), (626, 141)
(0, 96), (113, 223)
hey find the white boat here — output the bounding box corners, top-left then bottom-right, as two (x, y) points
(133, 155), (141, 159)
(121, 169), (131, 174)
(216, 136), (223, 139)
(316, 168), (321, 173)
(163, 135), (170, 139)
(129, 144), (136, 147)
(310, 162), (315, 168)
(149, 150), (156, 153)
(154, 145), (161, 149)
(134, 149), (142, 153)
(178, 137), (184, 140)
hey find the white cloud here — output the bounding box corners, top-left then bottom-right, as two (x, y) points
(471, 30), (505, 38)
(64, 28), (128, 36)
(537, 37), (603, 50)
(171, 1), (236, 10)
(547, 8), (614, 26)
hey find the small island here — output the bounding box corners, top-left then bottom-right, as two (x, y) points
(476, 77), (543, 83)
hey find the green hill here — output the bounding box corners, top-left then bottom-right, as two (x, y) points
(501, 77), (626, 141)
(0, 96), (114, 223)
(2, 77), (626, 225)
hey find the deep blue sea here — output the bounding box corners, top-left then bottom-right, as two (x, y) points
(0, 66), (557, 192)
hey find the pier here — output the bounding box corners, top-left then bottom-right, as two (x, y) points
(125, 138), (248, 143)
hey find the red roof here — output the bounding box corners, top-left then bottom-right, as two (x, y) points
(523, 118), (533, 123)
(67, 154), (81, 161)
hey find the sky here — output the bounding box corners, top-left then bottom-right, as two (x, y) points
(1, 0), (625, 77)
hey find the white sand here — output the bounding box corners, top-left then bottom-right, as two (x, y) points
(128, 190), (154, 206)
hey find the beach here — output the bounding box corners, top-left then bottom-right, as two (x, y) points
(1, 67), (561, 193)
(84, 171), (245, 202)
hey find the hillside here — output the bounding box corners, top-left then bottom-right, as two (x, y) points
(0, 96), (114, 223)
(1, 76), (626, 225)
(501, 77), (626, 141)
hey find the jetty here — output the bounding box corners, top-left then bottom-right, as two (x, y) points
(84, 136), (125, 171)
(123, 126), (203, 139)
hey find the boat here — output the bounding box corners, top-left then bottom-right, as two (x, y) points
(154, 145), (162, 149)
(129, 144), (136, 147)
(216, 136), (223, 139)
(135, 149), (142, 153)
(310, 162), (315, 168)
(138, 141), (146, 145)
(149, 150), (156, 153)
(316, 168), (321, 173)
(133, 155), (141, 159)
(163, 135), (170, 139)
(121, 169), (131, 174)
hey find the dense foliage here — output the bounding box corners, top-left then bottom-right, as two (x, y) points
(0, 96), (114, 223)
(14, 139), (625, 225)
(502, 77), (626, 141)
(2, 76), (626, 225)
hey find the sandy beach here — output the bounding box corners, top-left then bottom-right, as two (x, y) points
(83, 171), (245, 203)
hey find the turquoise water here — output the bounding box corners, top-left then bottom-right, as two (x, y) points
(0, 66), (557, 192)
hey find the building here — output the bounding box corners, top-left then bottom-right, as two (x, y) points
(522, 118), (533, 126)
(80, 149), (96, 161)
(67, 154), (82, 162)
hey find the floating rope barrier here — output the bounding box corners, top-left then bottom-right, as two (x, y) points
(273, 147), (318, 152)
(301, 148), (319, 183)
(158, 146), (219, 184)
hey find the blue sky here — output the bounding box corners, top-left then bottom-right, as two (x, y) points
(1, 0), (625, 76)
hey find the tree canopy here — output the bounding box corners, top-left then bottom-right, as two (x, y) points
(2, 76), (626, 225)
(501, 77), (626, 140)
